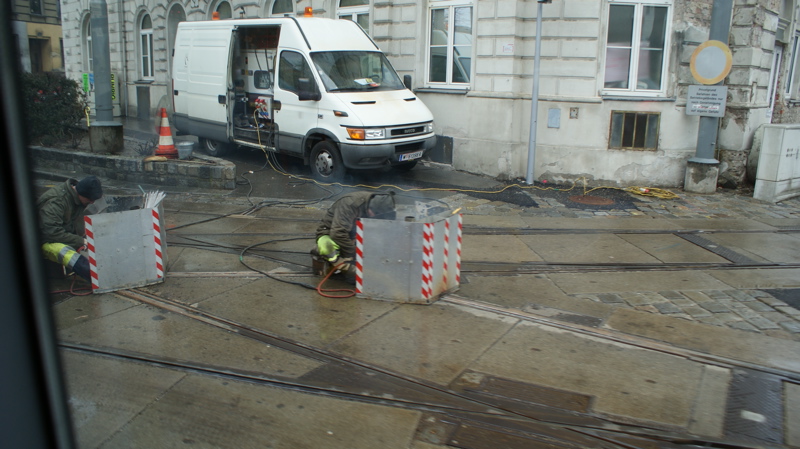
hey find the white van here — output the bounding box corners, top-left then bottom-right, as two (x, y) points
(172, 17), (436, 181)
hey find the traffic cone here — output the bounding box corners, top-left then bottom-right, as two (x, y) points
(155, 108), (178, 159)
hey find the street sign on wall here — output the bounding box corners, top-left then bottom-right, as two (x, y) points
(686, 85), (728, 117)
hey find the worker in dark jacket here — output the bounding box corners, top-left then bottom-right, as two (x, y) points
(37, 176), (103, 282)
(314, 191), (396, 276)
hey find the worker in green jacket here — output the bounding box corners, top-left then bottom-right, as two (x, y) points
(37, 176), (103, 282)
(313, 191), (396, 280)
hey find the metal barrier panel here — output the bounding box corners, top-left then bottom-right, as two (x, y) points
(84, 201), (167, 293)
(753, 124), (800, 202)
(356, 213), (461, 304)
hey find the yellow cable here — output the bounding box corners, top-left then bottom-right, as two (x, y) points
(247, 115), (679, 201)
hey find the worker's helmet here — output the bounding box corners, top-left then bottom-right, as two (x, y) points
(368, 191), (396, 220)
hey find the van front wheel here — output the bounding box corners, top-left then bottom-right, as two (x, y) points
(200, 138), (230, 157)
(310, 141), (345, 182)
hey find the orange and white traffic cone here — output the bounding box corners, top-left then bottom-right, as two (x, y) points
(155, 107), (178, 159)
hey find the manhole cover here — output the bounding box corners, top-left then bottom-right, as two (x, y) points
(568, 195), (615, 206)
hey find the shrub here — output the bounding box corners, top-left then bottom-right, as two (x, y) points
(21, 72), (88, 146)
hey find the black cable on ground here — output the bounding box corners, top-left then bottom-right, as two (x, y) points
(238, 237), (318, 290)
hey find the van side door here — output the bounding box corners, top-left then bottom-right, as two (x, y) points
(273, 50), (320, 156)
(173, 26), (234, 143)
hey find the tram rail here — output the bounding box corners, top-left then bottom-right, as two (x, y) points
(59, 287), (773, 449)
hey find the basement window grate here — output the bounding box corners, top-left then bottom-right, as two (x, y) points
(609, 111), (659, 150)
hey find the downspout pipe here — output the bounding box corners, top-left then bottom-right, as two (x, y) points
(525, 2), (545, 185)
(90, 0), (114, 122)
(118, 0), (128, 116)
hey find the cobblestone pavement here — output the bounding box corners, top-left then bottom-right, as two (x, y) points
(572, 289), (800, 342)
(434, 186), (800, 342)
(443, 186), (800, 220)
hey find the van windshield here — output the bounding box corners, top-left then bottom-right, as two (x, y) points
(311, 51), (405, 92)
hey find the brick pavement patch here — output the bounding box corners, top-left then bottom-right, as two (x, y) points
(622, 293), (653, 306)
(682, 306), (713, 318)
(729, 321), (759, 332)
(597, 293), (624, 304)
(653, 302), (682, 314)
(698, 301), (730, 313)
(746, 301), (778, 313)
(727, 290), (758, 302)
(658, 290), (685, 300)
(745, 316), (781, 330)
(762, 288), (800, 311)
(705, 290), (733, 300)
(779, 322), (800, 333)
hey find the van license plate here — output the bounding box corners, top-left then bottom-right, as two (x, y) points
(399, 150), (423, 161)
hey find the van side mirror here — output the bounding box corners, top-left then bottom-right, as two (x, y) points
(403, 75), (412, 90)
(297, 78), (321, 101)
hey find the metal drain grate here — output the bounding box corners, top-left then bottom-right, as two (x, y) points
(676, 233), (761, 264)
(723, 368), (784, 445)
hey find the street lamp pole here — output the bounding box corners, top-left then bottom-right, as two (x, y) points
(526, 0), (551, 185)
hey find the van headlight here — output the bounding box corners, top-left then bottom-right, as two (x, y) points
(425, 122), (434, 133)
(347, 128), (385, 140)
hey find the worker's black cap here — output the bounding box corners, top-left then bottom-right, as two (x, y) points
(368, 191), (396, 220)
(76, 176), (103, 201)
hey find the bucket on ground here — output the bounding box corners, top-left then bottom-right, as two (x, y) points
(176, 141), (194, 160)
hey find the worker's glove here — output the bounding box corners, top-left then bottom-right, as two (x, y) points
(331, 256), (353, 273)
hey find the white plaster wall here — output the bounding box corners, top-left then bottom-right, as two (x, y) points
(55, 0), (799, 187)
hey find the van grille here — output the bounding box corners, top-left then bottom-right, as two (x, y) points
(395, 142), (424, 154)
(390, 125), (426, 137)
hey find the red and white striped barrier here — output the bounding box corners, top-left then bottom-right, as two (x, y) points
(421, 223), (435, 299)
(84, 215), (99, 290)
(455, 214), (463, 283)
(81, 201), (167, 293)
(355, 219), (364, 294)
(153, 209), (164, 278)
(355, 212), (462, 304)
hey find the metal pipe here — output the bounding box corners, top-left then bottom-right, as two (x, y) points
(117, 0), (128, 116)
(691, 0), (733, 163)
(90, 0), (113, 122)
(525, 2), (544, 184)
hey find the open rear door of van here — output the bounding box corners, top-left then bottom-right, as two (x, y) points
(173, 23), (234, 143)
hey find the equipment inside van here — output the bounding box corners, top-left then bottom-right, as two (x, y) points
(172, 17), (436, 182)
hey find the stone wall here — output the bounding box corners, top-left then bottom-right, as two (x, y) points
(30, 146), (236, 189)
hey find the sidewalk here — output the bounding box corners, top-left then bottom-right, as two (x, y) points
(43, 119), (800, 448)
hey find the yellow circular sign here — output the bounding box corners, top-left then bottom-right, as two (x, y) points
(690, 40), (733, 85)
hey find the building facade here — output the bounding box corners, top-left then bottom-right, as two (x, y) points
(11, 0), (64, 72)
(59, 0), (800, 187)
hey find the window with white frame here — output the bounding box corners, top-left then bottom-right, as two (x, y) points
(140, 14), (154, 79)
(603, 0), (670, 95)
(787, 33), (800, 101)
(338, 0), (370, 33)
(427, 0), (473, 87)
(272, 0), (293, 16)
(84, 16), (93, 72)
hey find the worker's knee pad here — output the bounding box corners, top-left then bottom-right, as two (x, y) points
(72, 256), (91, 283)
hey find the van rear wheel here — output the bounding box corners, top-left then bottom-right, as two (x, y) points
(200, 137), (230, 157)
(310, 141), (345, 182)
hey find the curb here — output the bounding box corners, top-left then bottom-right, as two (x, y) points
(30, 145), (236, 190)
